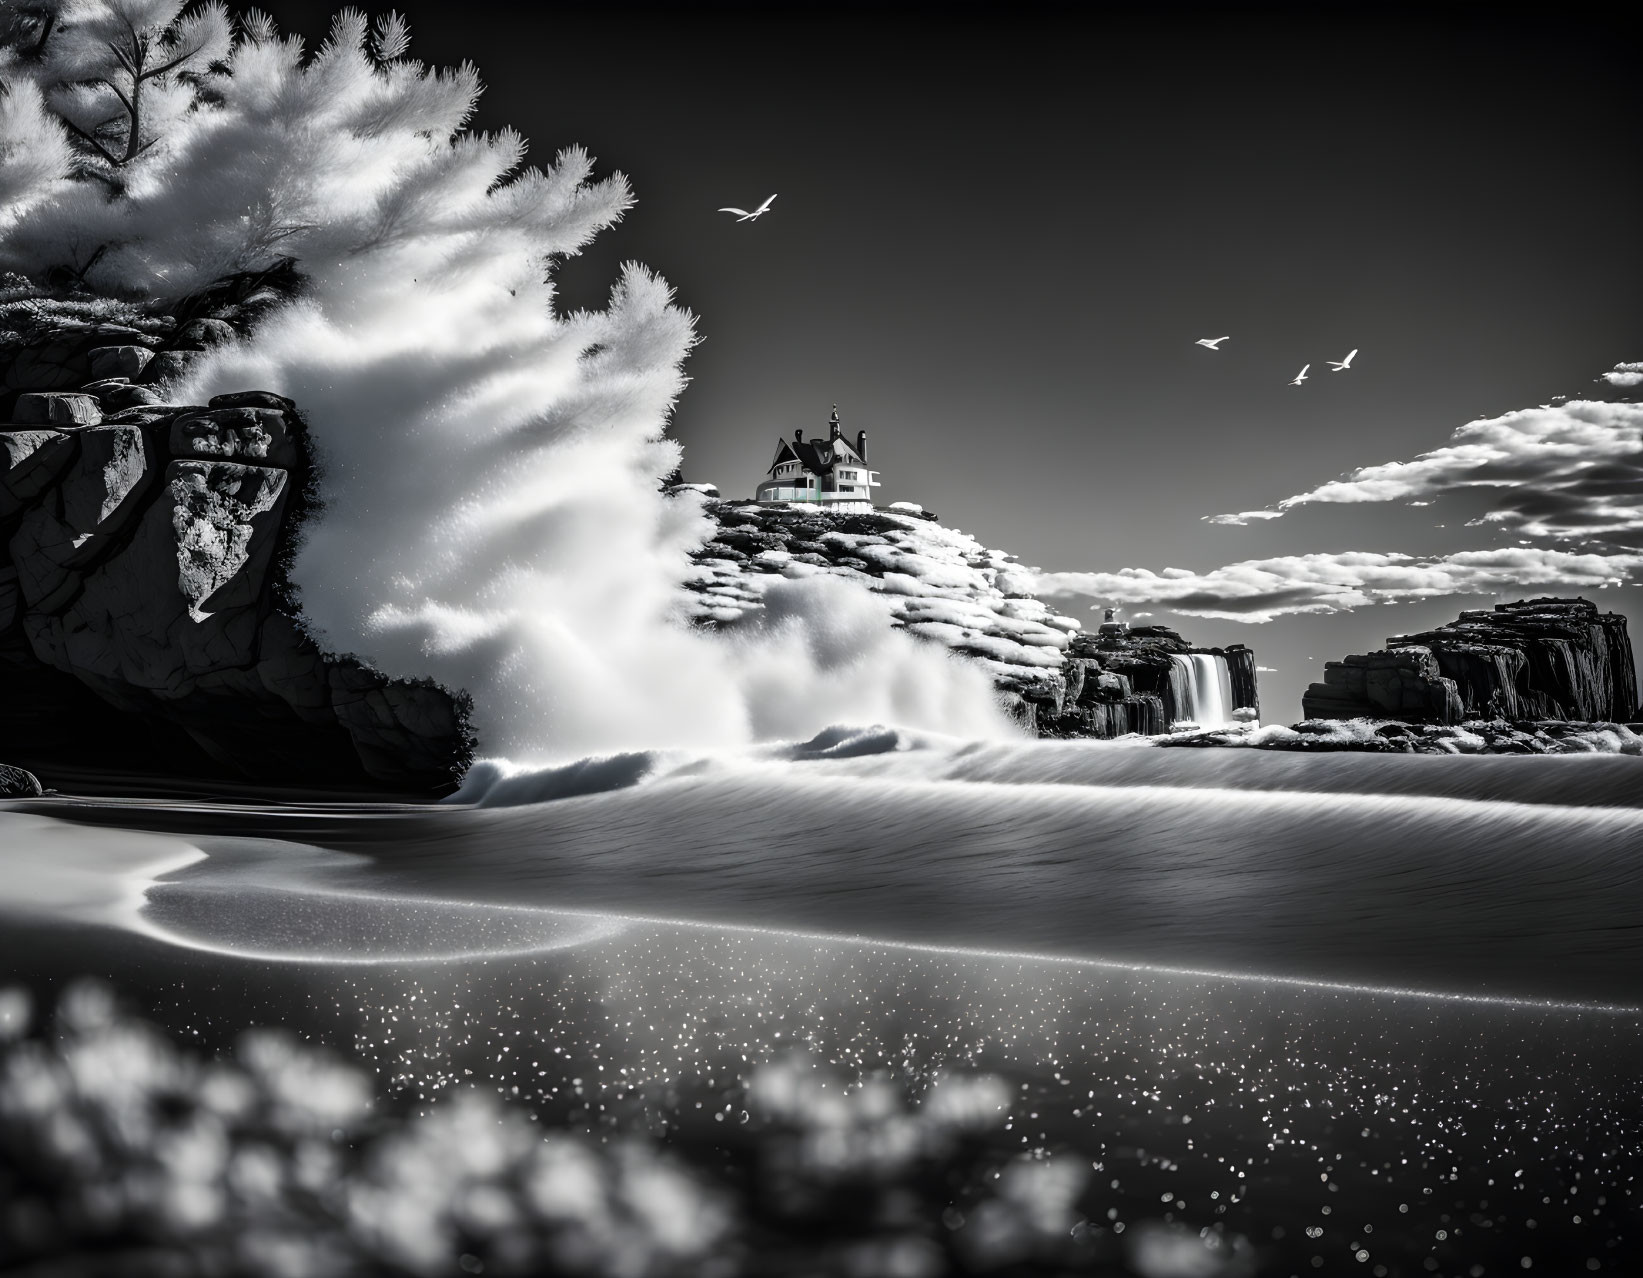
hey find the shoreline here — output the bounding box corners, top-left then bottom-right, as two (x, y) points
(6, 746), (1641, 1005)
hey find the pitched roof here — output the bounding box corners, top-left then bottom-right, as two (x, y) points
(771, 436), (840, 476)
(768, 409), (867, 476)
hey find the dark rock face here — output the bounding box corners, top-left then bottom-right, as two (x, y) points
(1302, 598), (1638, 725)
(1040, 627), (1259, 740)
(1, 291), (473, 795)
(15, 391), (102, 425)
(1301, 646), (1465, 724)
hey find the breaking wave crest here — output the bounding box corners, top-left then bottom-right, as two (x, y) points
(172, 71), (1013, 763)
(450, 725), (1643, 810)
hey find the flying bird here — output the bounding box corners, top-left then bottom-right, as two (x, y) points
(1326, 348), (1358, 371)
(718, 194), (777, 222)
(1289, 364), (1310, 386)
(1195, 336), (1230, 350)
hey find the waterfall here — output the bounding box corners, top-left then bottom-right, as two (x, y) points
(1166, 659), (1193, 726)
(1168, 653), (1236, 728)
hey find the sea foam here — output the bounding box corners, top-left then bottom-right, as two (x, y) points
(176, 109), (1012, 763)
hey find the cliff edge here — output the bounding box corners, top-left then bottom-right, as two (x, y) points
(1302, 597), (1639, 725)
(0, 289), (473, 794)
(681, 497), (1257, 736)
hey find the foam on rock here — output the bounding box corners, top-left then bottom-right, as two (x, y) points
(681, 500), (1259, 736)
(683, 502), (1081, 713)
(1162, 717), (1643, 755)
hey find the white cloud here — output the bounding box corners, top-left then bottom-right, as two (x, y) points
(1600, 361), (1643, 388)
(1202, 510), (1284, 526)
(1203, 393), (1643, 550)
(1033, 547), (1641, 622)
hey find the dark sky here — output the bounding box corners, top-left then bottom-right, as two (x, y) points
(261, 0), (1643, 719)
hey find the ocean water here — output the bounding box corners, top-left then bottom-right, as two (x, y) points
(1, 738), (1639, 1275)
(17, 739), (1640, 1002)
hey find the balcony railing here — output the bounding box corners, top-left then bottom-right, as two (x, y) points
(756, 487), (878, 505)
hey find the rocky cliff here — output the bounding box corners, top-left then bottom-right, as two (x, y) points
(1043, 627), (1259, 739)
(1, 275), (1262, 787)
(681, 498), (1258, 736)
(1, 288), (473, 794)
(1302, 598), (1639, 725)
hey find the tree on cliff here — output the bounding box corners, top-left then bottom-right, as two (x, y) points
(0, 4), (624, 299)
(2, 3), (719, 760)
(20, 0), (231, 173)
(0, 2), (1000, 758)
(0, 74), (70, 230)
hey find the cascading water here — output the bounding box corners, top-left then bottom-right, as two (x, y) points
(1198, 653), (1236, 726)
(1168, 653), (1236, 728)
(1167, 659), (1193, 727)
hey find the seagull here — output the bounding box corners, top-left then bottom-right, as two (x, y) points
(1289, 363), (1310, 386)
(1326, 348), (1358, 371)
(1195, 336), (1230, 350)
(718, 194), (777, 223)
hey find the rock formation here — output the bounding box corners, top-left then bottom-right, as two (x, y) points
(1, 271), (1266, 786)
(1042, 627), (1259, 740)
(1, 287), (473, 794)
(683, 500), (1078, 716)
(681, 498), (1258, 737)
(1302, 598), (1639, 725)
(1161, 718), (1642, 756)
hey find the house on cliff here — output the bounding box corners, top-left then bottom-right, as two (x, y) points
(755, 406), (880, 512)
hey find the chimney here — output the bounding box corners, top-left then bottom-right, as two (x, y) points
(829, 404), (841, 442)
(856, 430), (867, 460)
(794, 428), (803, 444)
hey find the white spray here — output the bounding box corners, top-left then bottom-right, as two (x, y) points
(110, 15), (1020, 761)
